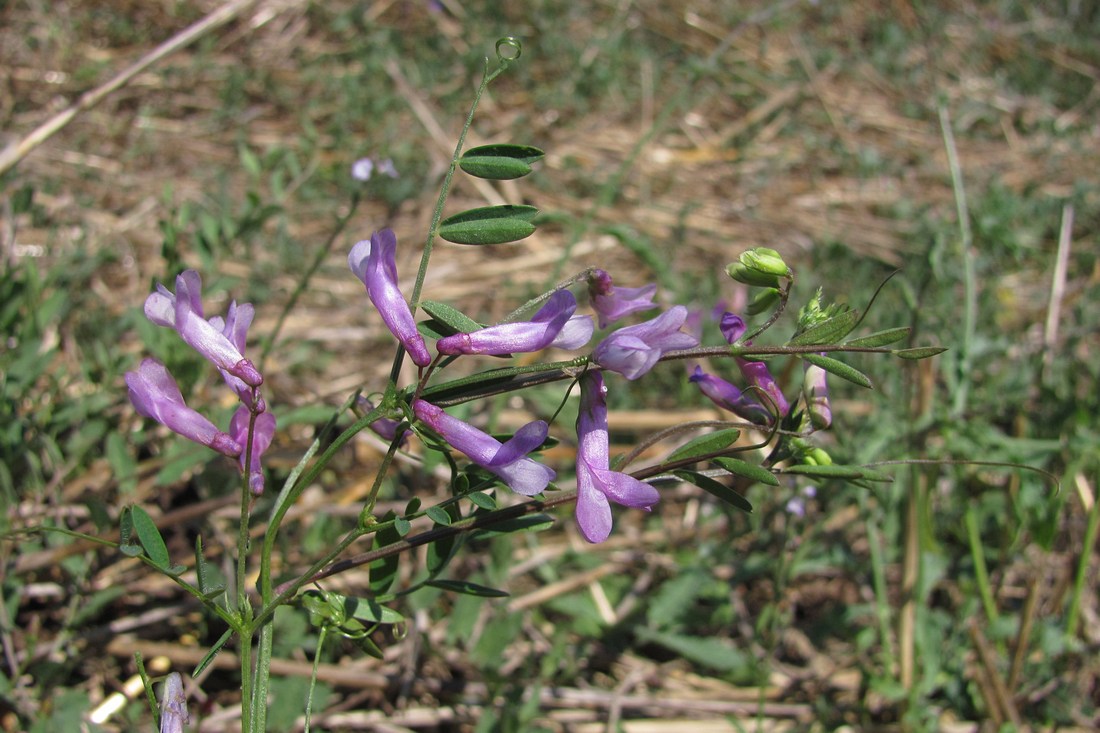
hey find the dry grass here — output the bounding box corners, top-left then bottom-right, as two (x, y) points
(2, 0), (1099, 730)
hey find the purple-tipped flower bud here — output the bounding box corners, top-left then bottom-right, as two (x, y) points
(348, 229), (433, 367)
(575, 372), (660, 543)
(587, 269), (658, 329)
(718, 311), (789, 417)
(593, 306), (698, 380)
(125, 359), (241, 457)
(144, 271), (263, 387)
(413, 399), (555, 496)
(689, 366), (773, 426)
(436, 290), (593, 355)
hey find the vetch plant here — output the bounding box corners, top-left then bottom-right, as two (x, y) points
(30, 37), (951, 731)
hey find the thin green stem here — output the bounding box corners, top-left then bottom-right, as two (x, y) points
(1066, 481), (1100, 638)
(964, 502), (999, 626)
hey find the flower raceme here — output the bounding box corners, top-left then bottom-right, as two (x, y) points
(436, 290), (593, 356)
(593, 305), (698, 380)
(144, 270), (263, 388)
(412, 399), (556, 496)
(586, 269), (657, 329)
(575, 371), (660, 543)
(348, 228), (433, 368)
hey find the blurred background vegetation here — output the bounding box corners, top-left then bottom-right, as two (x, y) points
(1, 0), (1098, 730)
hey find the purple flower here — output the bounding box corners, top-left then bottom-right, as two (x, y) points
(436, 290), (593, 356)
(348, 229), (433, 367)
(207, 301), (265, 412)
(593, 305), (698, 380)
(689, 366), (773, 426)
(351, 157), (399, 182)
(158, 672), (189, 733)
(230, 407), (276, 495)
(785, 486), (817, 518)
(412, 399), (556, 496)
(587, 269), (657, 328)
(125, 359), (242, 457)
(144, 271), (263, 387)
(802, 361), (831, 430)
(575, 372), (660, 543)
(718, 311), (789, 417)
(356, 396), (410, 445)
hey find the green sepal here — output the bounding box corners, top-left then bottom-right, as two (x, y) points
(801, 353), (873, 389)
(459, 144), (545, 180)
(788, 309), (860, 346)
(844, 326), (910, 347)
(438, 205), (538, 245)
(726, 262), (780, 288)
(892, 346), (948, 360)
(427, 578), (510, 597)
(675, 470), (753, 513)
(712, 456), (780, 486)
(666, 428), (741, 463)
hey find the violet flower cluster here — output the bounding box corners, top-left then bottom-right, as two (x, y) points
(350, 232), (703, 541)
(126, 271), (275, 494)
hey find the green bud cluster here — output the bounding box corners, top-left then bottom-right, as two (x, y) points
(725, 247), (791, 288)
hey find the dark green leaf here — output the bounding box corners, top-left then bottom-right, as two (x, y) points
(467, 491), (497, 510)
(426, 502), (462, 575)
(419, 300), (484, 334)
(438, 205), (538, 245)
(427, 579), (510, 597)
(788, 309), (860, 346)
(345, 595), (405, 625)
(193, 629), (234, 677)
(675, 470), (753, 513)
(844, 326), (911, 347)
(426, 505), (453, 526)
(469, 513), (555, 540)
(892, 346), (948, 360)
(666, 429), (741, 463)
(459, 144), (544, 180)
(394, 517), (411, 536)
(130, 506), (170, 568)
(712, 457), (780, 486)
(801, 353), (873, 389)
(404, 497), (422, 515)
(369, 515), (403, 595)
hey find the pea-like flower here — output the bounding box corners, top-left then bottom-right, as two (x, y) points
(575, 372), (660, 543)
(689, 366), (773, 426)
(412, 399), (555, 496)
(229, 407), (276, 495)
(144, 270), (263, 387)
(125, 358), (242, 458)
(719, 311), (789, 417)
(587, 269), (657, 329)
(348, 228), (433, 368)
(436, 290), (593, 356)
(593, 305), (698, 380)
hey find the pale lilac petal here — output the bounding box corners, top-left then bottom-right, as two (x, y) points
(549, 314), (594, 350)
(158, 672), (189, 733)
(576, 466), (613, 543)
(594, 306), (698, 380)
(436, 290), (578, 356)
(588, 269), (658, 329)
(126, 359), (241, 457)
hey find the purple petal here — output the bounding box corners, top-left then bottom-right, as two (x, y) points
(576, 466), (613, 543)
(436, 290), (578, 356)
(720, 312), (747, 344)
(349, 229), (432, 367)
(588, 270), (658, 329)
(126, 359), (241, 457)
(689, 366), (772, 425)
(593, 305), (698, 380)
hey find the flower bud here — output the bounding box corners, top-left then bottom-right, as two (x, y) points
(740, 247), (790, 277)
(745, 288), (781, 315)
(725, 262), (781, 288)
